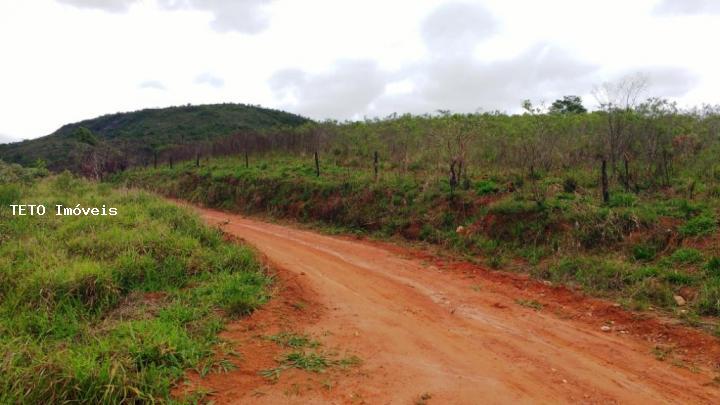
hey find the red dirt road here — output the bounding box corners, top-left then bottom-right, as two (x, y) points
(192, 205), (720, 404)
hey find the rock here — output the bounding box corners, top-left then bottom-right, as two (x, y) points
(600, 325), (611, 332)
(456, 225), (466, 234)
(674, 295), (686, 306)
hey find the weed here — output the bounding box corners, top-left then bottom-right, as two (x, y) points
(652, 346), (673, 361)
(515, 299), (543, 310)
(281, 351), (331, 372)
(266, 332), (320, 349)
(415, 392), (433, 405)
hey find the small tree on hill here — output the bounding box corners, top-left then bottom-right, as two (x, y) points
(550, 95), (587, 114)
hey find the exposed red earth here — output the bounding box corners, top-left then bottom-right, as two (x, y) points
(180, 204), (720, 404)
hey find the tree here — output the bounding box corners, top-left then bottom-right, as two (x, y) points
(592, 73), (649, 178)
(550, 95), (587, 114)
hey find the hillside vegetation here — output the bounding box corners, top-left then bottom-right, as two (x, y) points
(0, 161), (269, 403)
(0, 103), (309, 175)
(114, 92), (720, 329)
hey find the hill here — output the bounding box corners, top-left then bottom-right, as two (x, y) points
(0, 103), (310, 174)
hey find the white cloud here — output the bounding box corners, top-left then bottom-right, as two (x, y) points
(653, 0), (720, 15)
(195, 73), (225, 88)
(1, 0), (719, 139)
(421, 2), (497, 56)
(56, 0), (136, 13)
(57, 0), (273, 33)
(157, 0), (273, 33)
(270, 60), (387, 119)
(139, 80), (167, 90)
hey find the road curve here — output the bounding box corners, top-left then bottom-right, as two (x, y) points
(193, 205), (720, 404)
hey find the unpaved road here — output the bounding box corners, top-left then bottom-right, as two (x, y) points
(191, 205), (720, 404)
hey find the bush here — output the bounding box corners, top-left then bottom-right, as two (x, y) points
(608, 192), (637, 208)
(660, 270), (695, 286)
(705, 257), (720, 276)
(562, 177), (578, 193)
(475, 180), (500, 195)
(679, 215), (716, 237)
(571, 208), (637, 249)
(549, 257), (630, 291)
(632, 243), (656, 262)
(0, 184), (21, 206)
(487, 198), (543, 216)
(629, 278), (675, 308)
(697, 279), (720, 316)
(670, 248), (703, 265)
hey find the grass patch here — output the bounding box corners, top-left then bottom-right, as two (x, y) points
(266, 332), (320, 349)
(679, 215), (717, 237)
(515, 299), (543, 311)
(0, 172), (269, 403)
(260, 330), (361, 381)
(670, 248), (703, 265)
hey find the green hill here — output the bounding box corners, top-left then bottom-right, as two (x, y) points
(0, 103), (309, 173)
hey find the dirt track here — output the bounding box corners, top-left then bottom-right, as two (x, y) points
(190, 205), (720, 404)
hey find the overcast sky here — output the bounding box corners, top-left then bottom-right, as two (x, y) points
(0, 0), (718, 142)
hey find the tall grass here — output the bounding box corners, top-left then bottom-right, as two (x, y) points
(0, 168), (269, 403)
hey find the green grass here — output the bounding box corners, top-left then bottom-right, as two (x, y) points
(0, 168), (270, 403)
(670, 248), (704, 265)
(679, 215), (717, 237)
(260, 330), (361, 381)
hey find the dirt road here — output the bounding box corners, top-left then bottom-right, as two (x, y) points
(190, 205), (720, 404)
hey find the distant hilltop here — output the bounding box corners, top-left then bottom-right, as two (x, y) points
(0, 103), (310, 172)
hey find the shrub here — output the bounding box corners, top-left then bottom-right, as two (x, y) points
(571, 208), (637, 249)
(697, 279), (720, 316)
(629, 278), (675, 308)
(608, 192), (637, 208)
(705, 257), (720, 276)
(660, 270), (695, 286)
(562, 177), (577, 193)
(632, 243), (656, 262)
(475, 180), (500, 195)
(670, 248), (703, 265)
(678, 215), (716, 237)
(487, 199), (543, 216)
(0, 184), (21, 206)
(549, 257), (630, 291)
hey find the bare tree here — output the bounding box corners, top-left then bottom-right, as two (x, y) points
(592, 73), (649, 177)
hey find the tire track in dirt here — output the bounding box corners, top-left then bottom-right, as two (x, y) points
(185, 205), (720, 404)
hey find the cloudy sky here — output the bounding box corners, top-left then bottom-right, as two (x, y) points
(0, 0), (718, 142)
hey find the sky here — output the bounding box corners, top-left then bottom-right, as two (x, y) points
(0, 0), (719, 142)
